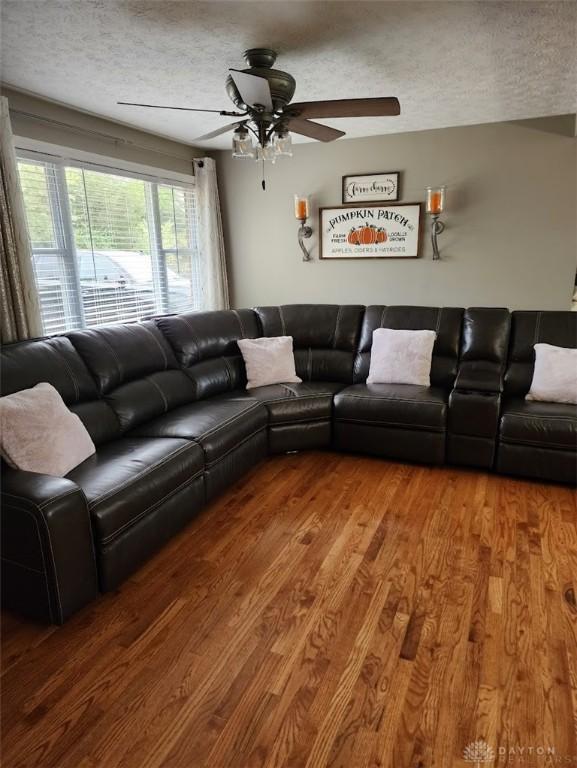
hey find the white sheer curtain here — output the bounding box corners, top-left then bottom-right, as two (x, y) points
(194, 157), (230, 310)
(0, 96), (42, 341)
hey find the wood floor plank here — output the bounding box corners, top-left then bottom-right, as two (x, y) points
(1, 453), (576, 768)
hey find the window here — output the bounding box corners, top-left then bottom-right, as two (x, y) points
(17, 151), (200, 335)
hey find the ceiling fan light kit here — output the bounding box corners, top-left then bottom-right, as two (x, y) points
(232, 124), (293, 163)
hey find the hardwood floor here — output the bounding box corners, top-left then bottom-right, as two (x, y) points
(2, 452), (576, 768)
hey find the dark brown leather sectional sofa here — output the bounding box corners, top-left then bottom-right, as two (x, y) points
(1, 305), (576, 624)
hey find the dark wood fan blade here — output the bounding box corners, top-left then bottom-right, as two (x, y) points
(229, 70), (273, 111)
(287, 97), (400, 119)
(193, 122), (243, 141)
(287, 118), (345, 142)
(117, 101), (240, 115)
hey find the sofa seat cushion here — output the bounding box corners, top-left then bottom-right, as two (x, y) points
(238, 382), (344, 424)
(130, 397), (268, 465)
(334, 383), (448, 432)
(500, 398), (577, 451)
(67, 438), (203, 545)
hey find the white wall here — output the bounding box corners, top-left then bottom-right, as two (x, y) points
(217, 117), (577, 310)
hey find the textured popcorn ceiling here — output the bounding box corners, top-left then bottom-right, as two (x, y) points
(1, 0), (576, 148)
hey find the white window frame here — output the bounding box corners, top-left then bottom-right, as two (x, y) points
(16, 139), (198, 333)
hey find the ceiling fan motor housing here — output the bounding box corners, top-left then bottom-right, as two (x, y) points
(225, 48), (296, 113)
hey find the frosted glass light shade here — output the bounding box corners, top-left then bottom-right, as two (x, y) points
(274, 130), (293, 157)
(232, 127), (255, 159)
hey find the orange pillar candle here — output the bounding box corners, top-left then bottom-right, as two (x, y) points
(429, 191), (442, 214)
(426, 186), (445, 215)
(294, 195), (310, 221)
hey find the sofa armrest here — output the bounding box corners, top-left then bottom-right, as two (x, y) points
(447, 388), (502, 469)
(1, 468), (99, 624)
(454, 360), (504, 393)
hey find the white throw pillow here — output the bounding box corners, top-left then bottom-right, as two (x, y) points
(367, 328), (436, 387)
(237, 336), (302, 390)
(0, 382), (95, 476)
(526, 343), (577, 404)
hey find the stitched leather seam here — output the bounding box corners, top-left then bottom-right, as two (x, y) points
(259, 393), (333, 404)
(279, 306), (287, 335)
(3, 487), (81, 510)
(138, 325), (169, 370)
(99, 470), (204, 545)
(307, 347), (312, 381)
(37, 508), (68, 622)
(272, 416), (329, 426)
(505, 412), (577, 422)
(3, 502), (60, 622)
(1, 556), (44, 574)
(379, 307), (387, 327)
(242, 384), (303, 402)
(204, 425), (266, 468)
(333, 306), (343, 349)
(501, 436), (574, 450)
(435, 308), (442, 334)
(39, 487), (80, 509)
(96, 334), (124, 390)
(88, 442), (197, 508)
(186, 371), (200, 400)
(223, 357), (234, 390)
(58, 353), (81, 402)
(335, 417), (445, 432)
(196, 402), (262, 440)
(232, 309), (246, 337)
(178, 315), (201, 361)
(76, 483), (98, 576)
(145, 375), (169, 412)
(451, 434), (494, 443)
(338, 394), (443, 406)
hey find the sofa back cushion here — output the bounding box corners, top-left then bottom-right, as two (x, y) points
(354, 306), (463, 388)
(504, 311), (577, 397)
(155, 309), (260, 398)
(254, 305), (364, 383)
(68, 321), (194, 431)
(0, 336), (120, 445)
(456, 308), (511, 392)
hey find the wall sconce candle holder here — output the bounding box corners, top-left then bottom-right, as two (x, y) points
(425, 186), (446, 260)
(294, 194), (313, 261)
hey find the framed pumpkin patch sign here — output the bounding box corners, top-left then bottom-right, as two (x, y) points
(319, 203), (422, 259)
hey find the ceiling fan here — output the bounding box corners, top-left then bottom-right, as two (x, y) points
(118, 48), (400, 186)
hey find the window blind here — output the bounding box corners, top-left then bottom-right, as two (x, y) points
(17, 152), (200, 335)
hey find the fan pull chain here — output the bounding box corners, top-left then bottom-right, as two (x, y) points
(261, 155), (266, 191)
